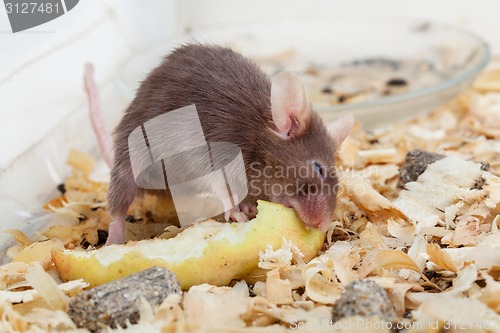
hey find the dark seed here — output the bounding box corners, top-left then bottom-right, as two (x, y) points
(57, 183), (66, 194)
(386, 78), (408, 87)
(322, 86), (333, 94)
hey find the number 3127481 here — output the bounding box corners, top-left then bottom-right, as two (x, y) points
(5, 2), (60, 14)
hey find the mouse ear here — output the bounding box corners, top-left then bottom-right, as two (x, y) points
(271, 71), (309, 138)
(328, 112), (354, 146)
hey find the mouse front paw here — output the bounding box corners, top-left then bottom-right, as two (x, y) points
(239, 202), (257, 217)
(224, 207), (250, 222)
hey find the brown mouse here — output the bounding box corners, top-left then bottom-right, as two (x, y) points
(84, 44), (353, 244)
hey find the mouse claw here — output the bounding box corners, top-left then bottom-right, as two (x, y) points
(225, 207), (249, 222)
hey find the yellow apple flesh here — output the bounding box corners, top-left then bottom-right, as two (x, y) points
(52, 200), (325, 289)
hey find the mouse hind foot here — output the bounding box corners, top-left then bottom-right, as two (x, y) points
(105, 216), (126, 245)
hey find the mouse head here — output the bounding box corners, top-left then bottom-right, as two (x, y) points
(259, 72), (353, 231)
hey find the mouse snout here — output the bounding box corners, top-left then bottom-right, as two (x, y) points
(288, 193), (333, 232)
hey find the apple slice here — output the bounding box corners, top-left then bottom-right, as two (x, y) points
(52, 201), (325, 289)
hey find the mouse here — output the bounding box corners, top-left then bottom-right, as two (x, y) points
(84, 44), (353, 245)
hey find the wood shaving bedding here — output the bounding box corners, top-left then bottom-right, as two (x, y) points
(1, 66), (500, 332)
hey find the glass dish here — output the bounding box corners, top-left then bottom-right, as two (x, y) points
(116, 17), (490, 129)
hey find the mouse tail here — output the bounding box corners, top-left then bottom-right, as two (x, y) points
(84, 63), (114, 168)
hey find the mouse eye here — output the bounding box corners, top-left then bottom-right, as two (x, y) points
(312, 160), (326, 179)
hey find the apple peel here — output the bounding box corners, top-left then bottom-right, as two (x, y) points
(52, 200), (325, 289)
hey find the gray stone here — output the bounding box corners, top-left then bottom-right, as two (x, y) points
(68, 267), (181, 332)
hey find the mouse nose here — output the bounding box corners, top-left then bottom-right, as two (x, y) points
(297, 193), (330, 228)
(304, 211), (331, 232)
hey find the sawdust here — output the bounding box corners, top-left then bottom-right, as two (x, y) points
(1, 66), (500, 332)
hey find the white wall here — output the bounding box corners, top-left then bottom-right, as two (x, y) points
(1, 0), (499, 172)
(0, 0), (178, 172)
